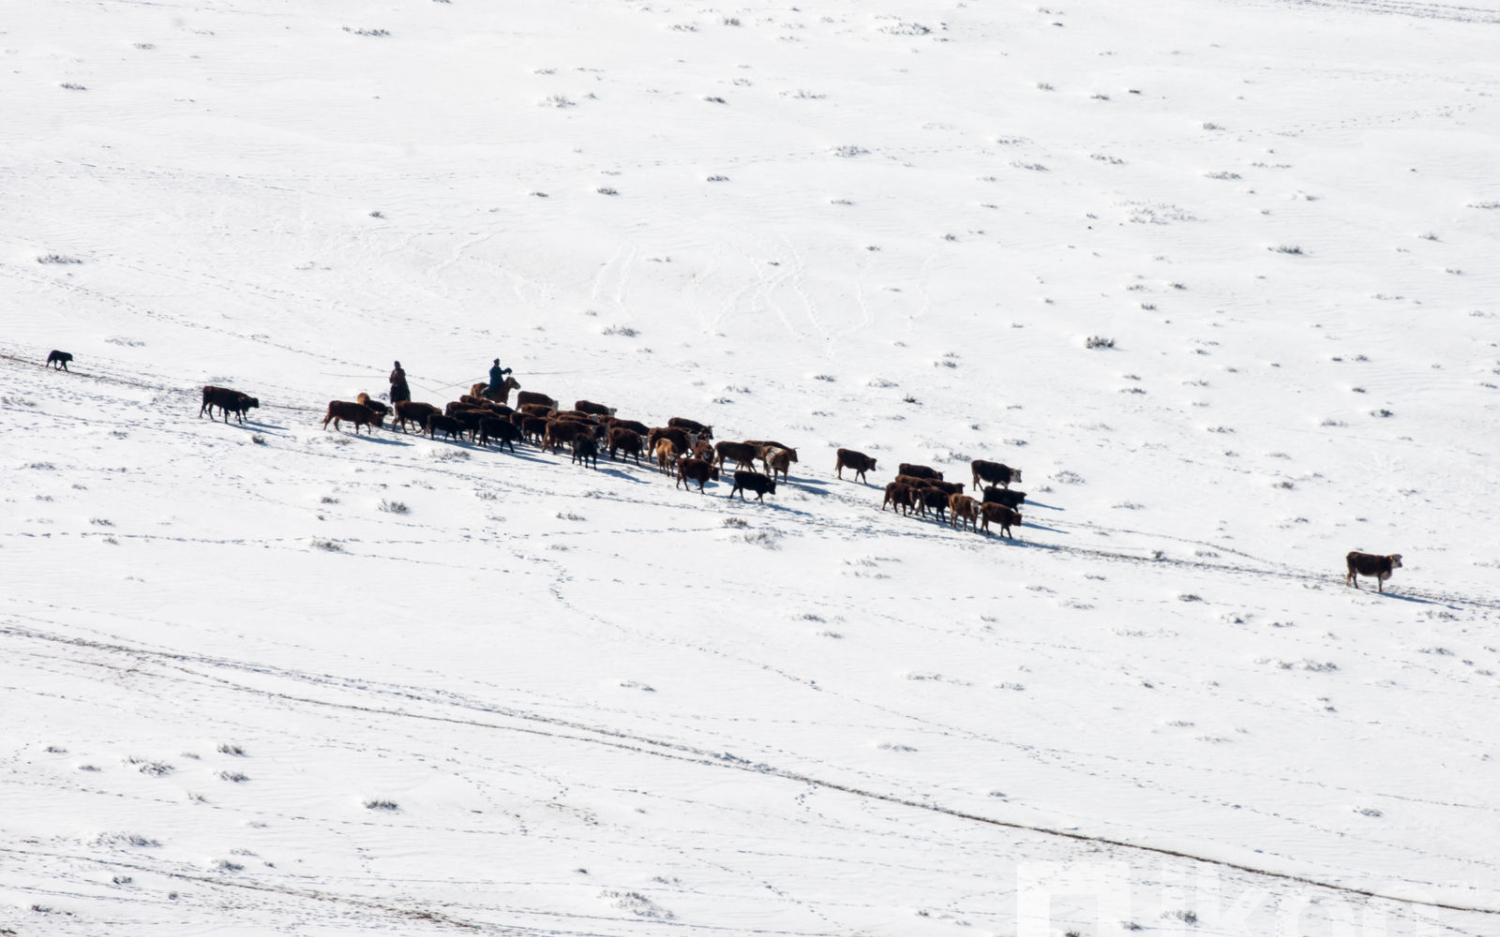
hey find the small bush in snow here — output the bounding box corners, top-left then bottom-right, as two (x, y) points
(37, 254), (83, 265)
(218, 743), (247, 756)
(364, 799), (399, 810)
(722, 517), (748, 528)
(378, 499), (409, 515)
(1085, 335), (1115, 349)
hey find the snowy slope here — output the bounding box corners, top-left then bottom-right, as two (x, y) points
(4, 0), (1500, 934)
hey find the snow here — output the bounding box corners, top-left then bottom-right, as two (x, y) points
(4, 0), (1500, 933)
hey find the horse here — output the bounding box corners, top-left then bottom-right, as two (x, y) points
(469, 376), (521, 406)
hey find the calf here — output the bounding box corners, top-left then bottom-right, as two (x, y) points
(731, 470), (777, 502)
(520, 416), (549, 446)
(425, 413), (464, 442)
(669, 417), (713, 439)
(676, 457), (719, 493)
(575, 399), (615, 417)
(515, 391), (557, 409)
(654, 438), (678, 474)
(972, 459), (1022, 490)
(882, 481), (916, 516)
(980, 503), (1021, 539)
(714, 441), (761, 472)
(46, 350), (72, 371)
(949, 494), (979, 533)
(610, 418), (651, 437)
(200, 386), (261, 424)
(835, 448), (877, 483)
(608, 426), (644, 464)
(572, 435), (600, 469)
(479, 416), (520, 452)
(1346, 552), (1403, 593)
(898, 463), (943, 481)
(981, 487), (1027, 509)
(322, 400), (382, 435)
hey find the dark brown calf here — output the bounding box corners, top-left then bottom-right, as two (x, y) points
(47, 350), (72, 371)
(980, 503), (1021, 538)
(731, 470), (777, 501)
(714, 441), (760, 471)
(898, 463), (943, 481)
(543, 419), (594, 454)
(608, 427), (644, 463)
(575, 400), (615, 417)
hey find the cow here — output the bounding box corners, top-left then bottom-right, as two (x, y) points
(949, 494), (979, 533)
(898, 463), (943, 481)
(731, 470), (777, 502)
(669, 417), (713, 439)
(355, 393), (389, 417)
(322, 400), (383, 435)
(714, 441), (761, 472)
(520, 416), (549, 446)
(200, 386), (260, 424)
(972, 460), (1023, 491)
(552, 409), (598, 423)
(575, 399), (616, 417)
(979, 503), (1021, 538)
(982, 487), (1027, 509)
(916, 487), (949, 522)
(516, 391), (557, 409)
(519, 403), (555, 419)
(471, 376), (521, 405)
(676, 457), (719, 493)
(425, 413), (465, 441)
(479, 416), (520, 452)
(654, 438), (678, 474)
(393, 400), (441, 434)
(608, 426), (644, 464)
(649, 427), (693, 457)
(46, 350), (72, 371)
(609, 418), (651, 437)
(835, 448), (877, 483)
(572, 435), (600, 469)
(894, 474), (944, 490)
(882, 481), (916, 516)
(691, 438), (715, 463)
(543, 419), (594, 454)
(1346, 552), (1403, 592)
(764, 447), (793, 482)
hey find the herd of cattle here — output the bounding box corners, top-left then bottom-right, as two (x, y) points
(185, 377), (1408, 581)
(197, 381), (1029, 538)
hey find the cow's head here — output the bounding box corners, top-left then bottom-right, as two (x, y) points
(1390, 554), (1404, 568)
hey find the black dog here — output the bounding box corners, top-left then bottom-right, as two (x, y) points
(46, 350), (72, 371)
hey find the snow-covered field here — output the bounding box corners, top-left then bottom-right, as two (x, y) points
(4, 0), (1500, 933)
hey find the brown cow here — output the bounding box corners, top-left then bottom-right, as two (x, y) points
(836, 448), (877, 483)
(323, 400), (383, 435)
(519, 403), (554, 419)
(1346, 552), (1403, 592)
(520, 416), (549, 446)
(610, 418), (651, 437)
(650, 427), (693, 457)
(552, 409), (598, 423)
(669, 417), (713, 439)
(898, 463), (943, 481)
(882, 482), (916, 516)
(980, 503), (1021, 539)
(949, 494), (978, 533)
(479, 416), (520, 452)
(654, 438), (678, 474)
(608, 427), (644, 464)
(764, 447), (793, 482)
(676, 457), (719, 493)
(972, 460), (1023, 490)
(575, 400), (615, 417)
(393, 401), (441, 434)
(543, 419), (594, 454)
(714, 441), (760, 472)
(516, 391), (557, 409)
(425, 413), (465, 441)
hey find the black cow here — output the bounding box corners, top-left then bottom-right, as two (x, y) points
(981, 487), (1026, 509)
(479, 417), (520, 453)
(1346, 552), (1403, 592)
(730, 470), (776, 502)
(200, 386), (260, 424)
(572, 435), (600, 469)
(972, 459), (1022, 490)
(46, 350), (72, 371)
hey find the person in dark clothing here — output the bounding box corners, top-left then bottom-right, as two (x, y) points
(487, 358), (513, 395)
(389, 361), (410, 404)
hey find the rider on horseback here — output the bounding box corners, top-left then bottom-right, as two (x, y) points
(487, 358), (513, 396)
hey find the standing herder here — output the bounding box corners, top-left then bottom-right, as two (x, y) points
(389, 361), (410, 404)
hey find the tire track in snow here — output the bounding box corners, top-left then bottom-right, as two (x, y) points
(4, 623), (1499, 923)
